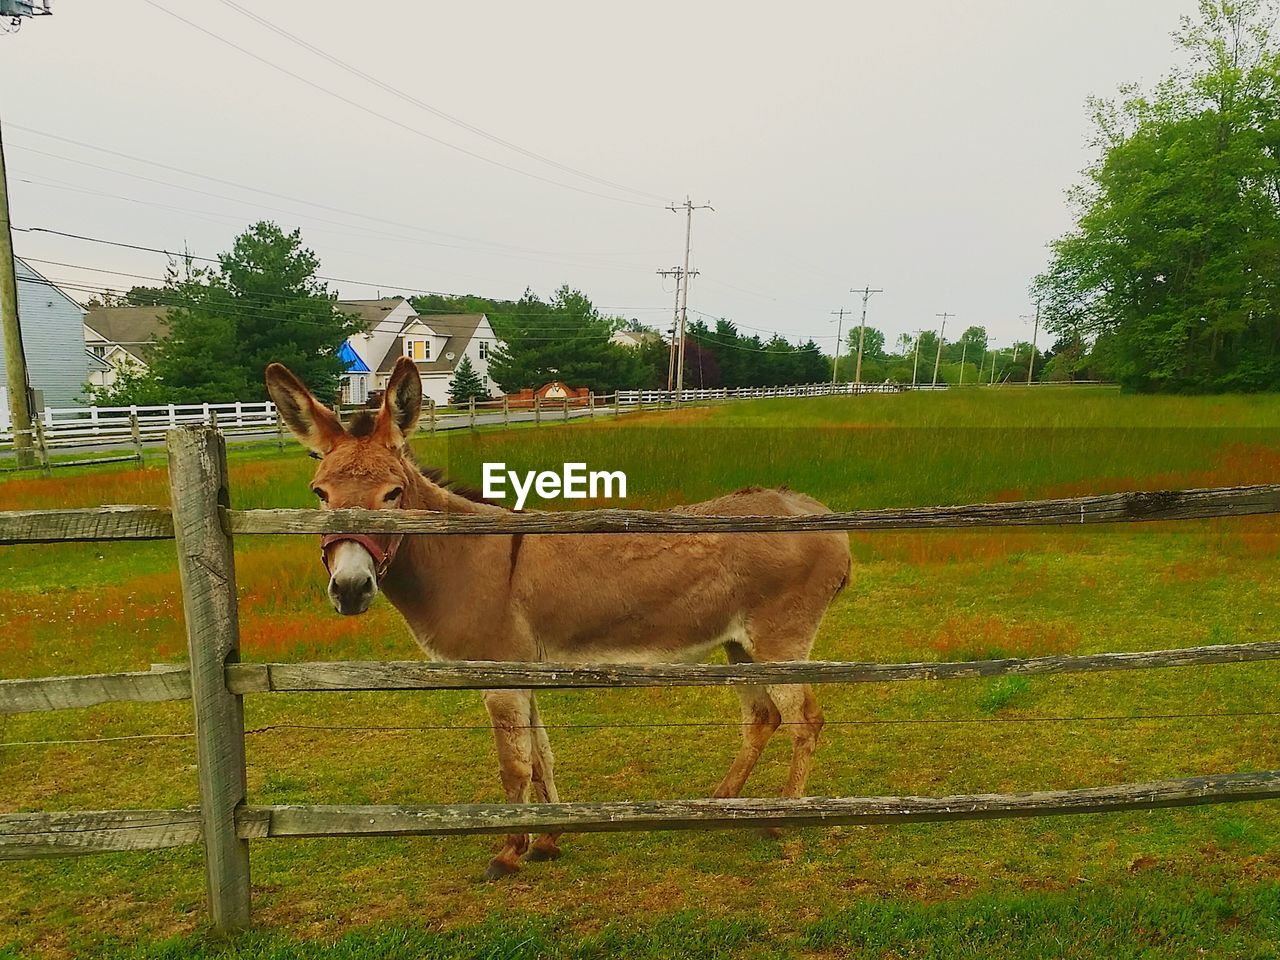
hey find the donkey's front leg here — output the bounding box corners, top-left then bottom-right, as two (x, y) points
(482, 689), (535, 880)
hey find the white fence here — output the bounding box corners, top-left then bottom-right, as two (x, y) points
(615, 382), (947, 405)
(0, 401), (278, 447)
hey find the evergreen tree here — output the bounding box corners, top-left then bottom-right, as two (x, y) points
(448, 356), (488, 404)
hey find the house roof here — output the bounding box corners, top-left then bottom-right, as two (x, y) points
(16, 256), (87, 315)
(83, 305), (169, 363)
(338, 340), (371, 373)
(336, 297), (410, 335)
(374, 313), (489, 375)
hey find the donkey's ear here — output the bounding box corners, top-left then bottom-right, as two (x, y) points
(265, 363), (345, 455)
(377, 356), (422, 443)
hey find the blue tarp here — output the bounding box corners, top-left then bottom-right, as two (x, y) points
(338, 341), (371, 373)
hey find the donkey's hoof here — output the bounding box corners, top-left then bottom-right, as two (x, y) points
(483, 857), (521, 881)
(526, 842), (563, 862)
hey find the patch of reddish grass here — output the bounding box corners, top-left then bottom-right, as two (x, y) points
(927, 613), (1081, 661)
(0, 466), (171, 511)
(1000, 442), (1280, 503)
(851, 529), (1083, 567)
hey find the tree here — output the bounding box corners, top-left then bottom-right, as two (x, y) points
(448, 356), (488, 404)
(132, 223), (359, 403)
(486, 286), (644, 393)
(1035, 0), (1280, 392)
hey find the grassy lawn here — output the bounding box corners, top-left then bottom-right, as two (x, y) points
(6, 389), (1280, 958)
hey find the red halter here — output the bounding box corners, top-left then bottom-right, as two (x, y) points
(320, 532), (404, 582)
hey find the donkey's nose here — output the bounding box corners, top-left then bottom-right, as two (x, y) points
(329, 572), (376, 616)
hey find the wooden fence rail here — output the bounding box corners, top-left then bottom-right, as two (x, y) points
(228, 484), (1280, 535)
(6, 771), (1280, 860)
(10, 484), (1280, 546)
(224, 641), (1280, 693)
(5, 427), (1280, 934)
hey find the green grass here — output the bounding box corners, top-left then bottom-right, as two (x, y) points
(6, 389), (1280, 958)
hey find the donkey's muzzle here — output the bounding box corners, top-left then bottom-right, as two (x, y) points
(329, 570), (376, 616)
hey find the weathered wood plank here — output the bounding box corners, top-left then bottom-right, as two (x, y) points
(224, 640), (1280, 694)
(0, 505), (174, 543)
(0, 809), (202, 860)
(238, 770), (1280, 839)
(167, 426), (251, 932)
(0, 664), (190, 714)
(226, 484), (1280, 536)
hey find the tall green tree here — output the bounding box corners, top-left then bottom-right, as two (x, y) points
(486, 286), (644, 393)
(448, 356), (488, 404)
(107, 223), (358, 403)
(1036, 0), (1280, 391)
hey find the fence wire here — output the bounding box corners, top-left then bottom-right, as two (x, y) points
(5, 709), (1280, 750)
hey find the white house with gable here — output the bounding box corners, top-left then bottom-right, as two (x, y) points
(337, 298), (501, 406)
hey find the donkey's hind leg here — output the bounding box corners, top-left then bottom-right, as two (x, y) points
(482, 688), (535, 880)
(525, 693), (563, 862)
(767, 682), (825, 798)
(713, 642), (782, 799)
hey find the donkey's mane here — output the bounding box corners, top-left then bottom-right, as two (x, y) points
(419, 466), (498, 506)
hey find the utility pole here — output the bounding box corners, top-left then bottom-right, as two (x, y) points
(932, 312), (953, 387)
(849, 286), (884, 387)
(830, 307), (850, 388)
(668, 196), (713, 399)
(0, 115), (34, 467)
(990, 347), (998, 385)
(911, 330), (924, 387)
(657, 266), (697, 392)
(1026, 300), (1041, 386)
(959, 339), (967, 386)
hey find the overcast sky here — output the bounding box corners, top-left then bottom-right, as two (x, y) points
(2, 1), (1197, 353)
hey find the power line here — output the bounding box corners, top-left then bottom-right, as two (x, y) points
(142, 0), (664, 209)
(7, 126), (664, 257)
(9, 149), (663, 268)
(213, 0), (669, 204)
(668, 197), (714, 395)
(850, 287), (885, 386)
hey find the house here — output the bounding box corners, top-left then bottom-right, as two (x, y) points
(82, 305), (167, 389)
(0, 257), (88, 410)
(610, 329), (661, 349)
(77, 295), (503, 407)
(369, 310), (501, 406)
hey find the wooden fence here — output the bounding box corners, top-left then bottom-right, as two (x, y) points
(3, 425), (1280, 933)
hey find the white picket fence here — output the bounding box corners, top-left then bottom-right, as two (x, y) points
(614, 381), (946, 405)
(1, 382), (940, 447)
(0, 401), (278, 447)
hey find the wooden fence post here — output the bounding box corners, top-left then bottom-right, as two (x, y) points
(129, 412), (143, 463)
(33, 418), (51, 476)
(613, 392), (620, 418)
(167, 426), (251, 933)
(588, 392), (595, 419)
(534, 395), (541, 427)
(275, 408), (285, 452)
(468, 397), (476, 431)
(563, 397), (570, 423)
(428, 399), (436, 436)
(502, 395), (510, 431)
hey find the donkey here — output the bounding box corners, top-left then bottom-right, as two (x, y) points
(266, 356), (851, 879)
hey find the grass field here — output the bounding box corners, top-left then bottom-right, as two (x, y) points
(7, 388), (1280, 958)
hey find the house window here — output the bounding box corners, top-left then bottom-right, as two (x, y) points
(479, 340), (489, 360)
(90, 344), (107, 358)
(404, 338), (431, 361)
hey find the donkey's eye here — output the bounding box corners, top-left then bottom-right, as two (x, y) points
(383, 487), (403, 503)
(312, 487), (328, 502)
